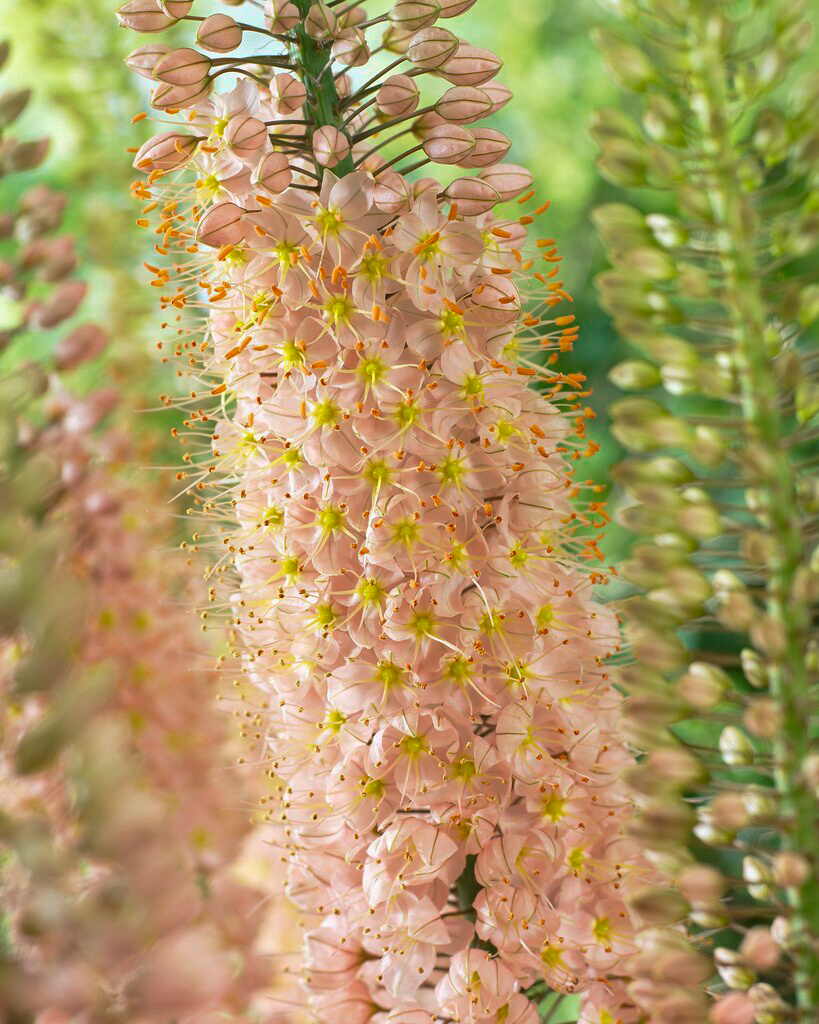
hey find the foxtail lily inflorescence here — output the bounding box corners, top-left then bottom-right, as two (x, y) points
(593, 1), (819, 1022)
(123, 2), (651, 1021)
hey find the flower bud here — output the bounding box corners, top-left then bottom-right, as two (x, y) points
(711, 993), (756, 1024)
(29, 280), (87, 329)
(313, 126), (351, 168)
(608, 359), (661, 390)
(333, 29), (370, 67)
(628, 886), (689, 925)
(743, 856), (775, 901)
(439, 46), (503, 88)
(264, 0), (300, 33)
(421, 124), (476, 164)
(154, 48), (212, 87)
(133, 130), (202, 171)
(676, 863), (725, 905)
(55, 325), (108, 371)
(389, 1), (441, 32)
(273, 72), (307, 115)
(225, 114), (267, 156)
(719, 726), (754, 767)
(197, 13), (243, 52)
(304, 2), (337, 38)
(373, 171), (412, 214)
(714, 948), (756, 991)
(151, 78), (212, 111)
(438, 0), (478, 14)
(444, 177), (500, 216)
(710, 792), (749, 831)
(676, 661), (729, 709)
(158, 0), (191, 15)
(739, 648), (768, 689)
(481, 80), (513, 114)
(743, 697), (781, 739)
(376, 75), (420, 118)
(455, 126), (510, 168)
(254, 151), (292, 195)
(748, 983), (788, 1024)
(116, 0), (176, 31)
(740, 928), (780, 971)
(407, 26), (459, 68)
(196, 202), (246, 248)
(773, 851), (811, 888)
(478, 164), (533, 201)
(125, 43), (171, 79)
(435, 86), (493, 124)
(741, 787), (778, 823)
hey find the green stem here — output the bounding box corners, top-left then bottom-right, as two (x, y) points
(292, 0), (355, 178)
(688, 2), (819, 1014)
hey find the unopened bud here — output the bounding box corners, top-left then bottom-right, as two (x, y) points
(743, 697), (781, 739)
(740, 647), (768, 689)
(133, 130), (202, 172)
(196, 202), (246, 248)
(711, 993), (756, 1024)
(440, 45), (502, 88)
(377, 75), (420, 118)
(743, 855), (775, 901)
(225, 114), (267, 156)
(444, 177), (500, 216)
(435, 86), (493, 124)
(407, 26), (458, 68)
(714, 948), (756, 991)
(126, 42), (171, 78)
(117, 0), (177, 32)
(719, 726), (754, 766)
(478, 163), (533, 201)
(254, 151), (292, 195)
(740, 928), (780, 971)
(677, 661), (729, 709)
(304, 2), (337, 39)
(457, 127), (511, 168)
(676, 864), (726, 905)
(312, 126), (351, 168)
(773, 851), (811, 888)
(197, 13), (243, 52)
(265, 0), (300, 34)
(389, 0), (441, 31)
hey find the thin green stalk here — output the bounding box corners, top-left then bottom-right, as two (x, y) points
(688, 1), (819, 1012)
(292, 0), (355, 177)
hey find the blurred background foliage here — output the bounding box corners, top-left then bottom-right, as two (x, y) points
(0, 0), (733, 564)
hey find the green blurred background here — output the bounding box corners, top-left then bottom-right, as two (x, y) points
(0, 0), (629, 555)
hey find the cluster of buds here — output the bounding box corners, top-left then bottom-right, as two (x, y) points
(0, 46), (288, 1023)
(593, 1), (819, 1022)
(123, 2), (651, 1023)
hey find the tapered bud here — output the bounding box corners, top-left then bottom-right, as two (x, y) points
(710, 792), (749, 831)
(773, 851), (811, 888)
(154, 48), (211, 86)
(151, 78), (212, 110)
(225, 114), (267, 156)
(629, 886), (689, 925)
(389, 1), (441, 31)
(676, 661), (729, 708)
(714, 948), (756, 991)
(739, 647), (768, 688)
(338, 5), (367, 28)
(440, 46), (503, 87)
(197, 13), (243, 52)
(4, 138), (50, 173)
(304, 2), (337, 39)
(133, 130), (202, 170)
(478, 164), (533, 201)
(407, 26), (458, 68)
(609, 359), (661, 390)
(157, 0), (191, 15)
(741, 787), (778, 822)
(676, 864), (725, 905)
(421, 124), (475, 164)
(719, 726), (754, 766)
(630, 799), (695, 846)
(439, 0), (478, 14)
(273, 72), (307, 114)
(55, 325), (108, 371)
(711, 993), (756, 1024)
(254, 151), (292, 195)
(435, 86), (493, 124)
(373, 171), (412, 213)
(743, 697), (781, 739)
(117, 0), (177, 32)
(743, 856), (775, 901)
(444, 177), (500, 216)
(126, 42), (171, 78)
(376, 75), (420, 118)
(740, 928), (780, 970)
(265, 0), (299, 33)
(481, 81), (513, 114)
(748, 983), (788, 1024)
(313, 126), (351, 168)
(29, 280), (87, 329)
(333, 29), (370, 67)
(196, 202), (246, 247)
(456, 127), (510, 167)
